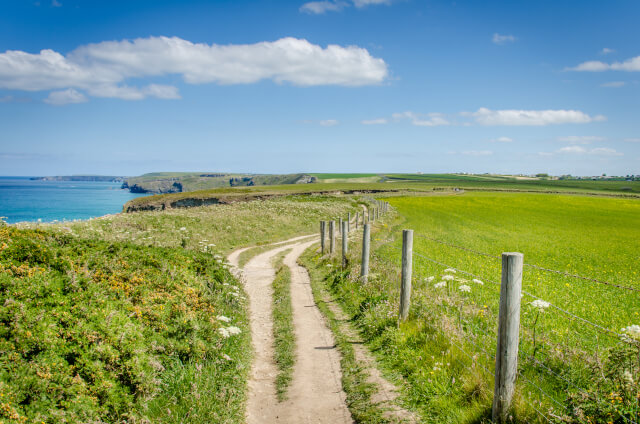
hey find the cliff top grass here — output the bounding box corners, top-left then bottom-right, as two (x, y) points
(123, 176), (640, 212)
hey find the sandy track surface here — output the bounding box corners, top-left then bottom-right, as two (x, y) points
(229, 237), (352, 424)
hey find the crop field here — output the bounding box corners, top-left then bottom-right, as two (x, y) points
(385, 174), (640, 194)
(318, 192), (640, 423)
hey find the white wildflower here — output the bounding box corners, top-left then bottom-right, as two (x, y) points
(222, 353), (232, 361)
(444, 268), (457, 274)
(434, 281), (447, 289)
(530, 299), (550, 312)
(442, 275), (454, 281)
(179, 227), (187, 231)
(226, 326), (242, 335)
(623, 370), (634, 385)
(459, 284), (471, 293)
(218, 328), (230, 338)
(472, 278), (484, 285)
(216, 315), (231, 323)
(425, 276), (435, 282)
(621, 325), (640, 342)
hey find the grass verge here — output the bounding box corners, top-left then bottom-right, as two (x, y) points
(272, 250), (295, 401)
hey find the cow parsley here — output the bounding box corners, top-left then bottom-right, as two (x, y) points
(530, 299), (550, 312)
(434, 281), (446, 289)
(459, 284), (471, 293)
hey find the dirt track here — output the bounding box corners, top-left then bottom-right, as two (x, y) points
(229, 236), (352, 424)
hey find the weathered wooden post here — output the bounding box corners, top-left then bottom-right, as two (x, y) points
(398, 230), (413, 321)
(360, 223), (370, 282)
(492, 252), (524, 423)
(339, 217), (343, 235)
(329, 221), (335, 255)
(341, 220), (349, 268)
(355, 212), (359, 229)
(320, 221), (326, 254)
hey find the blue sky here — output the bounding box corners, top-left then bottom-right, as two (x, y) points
(0, 0), (638, 176)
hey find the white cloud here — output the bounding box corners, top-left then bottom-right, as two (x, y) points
(492, 136), (513, 143)
(557, 146), (622, 156)
(392, 111), (450, 127)
(492, 33), (516, 45)
(0, 36), (388, 103)
(557, 135), (605, 144)
(624, 138), (640, 143)
(361, 118), (388, 125)
(300, 1), (347, 14)
(44, 88), (87, 105)
(600, 48), (615, 55)
(319, 119), (339, 126)
(568, 55), (640, 72)
(353, 0), (393, 6)
(462, 150), (493, 156)
(471, 108), (605, 126)
(601, 81), (625, 88)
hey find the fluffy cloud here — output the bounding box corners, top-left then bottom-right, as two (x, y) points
(300, 0), (393, 14)
(568, 55), (640, 72)
(492, 136), (513, 143)
(361, 118), (388, 125)
(44, 88), (87, 105)
(299, 1), (347, 14)
(492, 33), (516, 45)
(0, 36), (388, 103)
(392, 111), (450, 127)
(557, 135), (605, 144)
(471, 108), (605, 126)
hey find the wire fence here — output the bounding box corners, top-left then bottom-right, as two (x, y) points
(321, 203), (639, 423)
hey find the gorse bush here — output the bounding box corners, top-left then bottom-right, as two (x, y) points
(0, 226), (248, 423)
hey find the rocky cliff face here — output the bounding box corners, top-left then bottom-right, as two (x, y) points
(124, 181), (183, 194)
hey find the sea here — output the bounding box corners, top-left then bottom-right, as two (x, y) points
(0, 177), (148, 224)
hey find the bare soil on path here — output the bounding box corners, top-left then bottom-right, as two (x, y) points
(229, 236), (353, 424)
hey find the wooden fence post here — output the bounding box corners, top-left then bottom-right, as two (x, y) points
(329, 221), (335, 255)
(360, 223), (370, 282)
(355, 211), (359, 229)
(320, 221), (326, 254)
(492, 252), (524, 423)
(341, 220), (349, 268)
(398, 229), (413, 321)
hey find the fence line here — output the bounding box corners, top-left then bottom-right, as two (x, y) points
(414, 232), (639, 293)
(412, 249), (633, 345)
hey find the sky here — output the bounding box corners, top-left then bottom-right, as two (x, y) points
(0, 0), (638, 176)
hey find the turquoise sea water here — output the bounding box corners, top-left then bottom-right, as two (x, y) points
(0, 177), (148, 224)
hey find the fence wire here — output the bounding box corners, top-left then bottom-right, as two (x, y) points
(414, 232), (639, 293)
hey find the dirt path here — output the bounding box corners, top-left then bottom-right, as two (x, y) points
(229, 238), (352, 424)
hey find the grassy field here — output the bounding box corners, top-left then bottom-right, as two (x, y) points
(21, 196), (359, 254)
(313, 192), (640, 423)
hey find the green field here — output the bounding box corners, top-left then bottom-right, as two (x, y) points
(316, 192), (640, 423)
